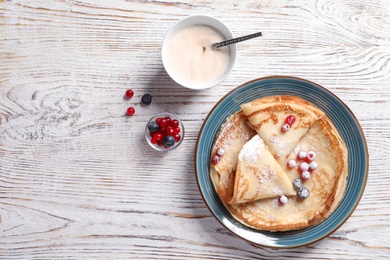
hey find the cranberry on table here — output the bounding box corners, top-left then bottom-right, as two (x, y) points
(127, 107), (135, 116)
(125, 89), (134, 98)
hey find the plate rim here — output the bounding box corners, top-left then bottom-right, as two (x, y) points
(194, 75), (369, 248)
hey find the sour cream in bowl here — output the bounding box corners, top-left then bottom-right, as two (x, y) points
(162, 15), (236, 90)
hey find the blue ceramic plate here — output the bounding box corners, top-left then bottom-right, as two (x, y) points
(194, 76), (368, 248)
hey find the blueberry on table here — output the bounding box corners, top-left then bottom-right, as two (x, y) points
(162, 135), (175, 147)
(148, 121), (159, 133)
(142, 94), (152, 105)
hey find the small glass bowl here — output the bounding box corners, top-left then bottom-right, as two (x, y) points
(145, 112), (184, 152)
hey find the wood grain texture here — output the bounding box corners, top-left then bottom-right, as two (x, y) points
(1, 0), (389, 259)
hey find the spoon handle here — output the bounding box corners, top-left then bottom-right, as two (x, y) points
(210, 32), (262, 50)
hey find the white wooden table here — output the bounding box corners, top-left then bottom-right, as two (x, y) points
(1, 0), (389, 259)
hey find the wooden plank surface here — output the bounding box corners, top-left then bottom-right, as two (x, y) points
(1, 0), (389, 259)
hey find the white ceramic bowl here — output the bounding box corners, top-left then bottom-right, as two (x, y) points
(162, 15), (236, 90)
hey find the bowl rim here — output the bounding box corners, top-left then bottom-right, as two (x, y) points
(193, 75), (369, 248)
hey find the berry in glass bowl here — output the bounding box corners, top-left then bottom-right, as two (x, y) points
(145, 113), (184, 151)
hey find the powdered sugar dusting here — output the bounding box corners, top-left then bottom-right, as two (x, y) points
(270, 186), (283, 195)
(217, 113), (253, 148)
(269, 134), (287, 150)
(243, 132), (250, 140)
(218, 120), (234, 146)
(238, 135), (265, 163)
(256, 165), (276, 193)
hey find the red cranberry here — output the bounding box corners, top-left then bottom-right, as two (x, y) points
(287, 159), (297, 168)
(285, 115), (296, 126)
(300, 162), (310, 172)
(302, 170), (311, 180)
(309, 161), (318, 170)
(150, 138), (157, 144)
(165, 126), (175, 136)
(211, 154), (221, 165)
(173, 127), (180, 134)
(216, 148), (225, 156)
(153, 132), (163, 141)
(127, 107), (135, 116)
(279, 195), (288, 205)
(170, 119), (179, 128)
(298, 150), (307, 159)
(282, 123), (290, 132)
(165, 116), (172, 124)
(125, 89), (134, 98)
(307, 151), (317, 161)
(160, 118), (168, 127)
(174, 134), (181, 142)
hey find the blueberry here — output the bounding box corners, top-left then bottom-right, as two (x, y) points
(293, 178), (302, 189)
(148, 121), (159, 133)
(297, 187), (310, 199)
(162, 135), (175, 147)
(142, 94), (152, 105)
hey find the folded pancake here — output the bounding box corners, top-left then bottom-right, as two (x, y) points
(241, 96), (324, 165)
(229, 135), (296, 204)
(282, 115), (348, 221)
(227, 116), (348, 231)
(210, 111), (256, 203)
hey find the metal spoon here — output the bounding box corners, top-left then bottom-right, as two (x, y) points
(203, 31), (262, 52)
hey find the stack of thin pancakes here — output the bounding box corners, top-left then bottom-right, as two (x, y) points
(210, 96), (348, 231)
